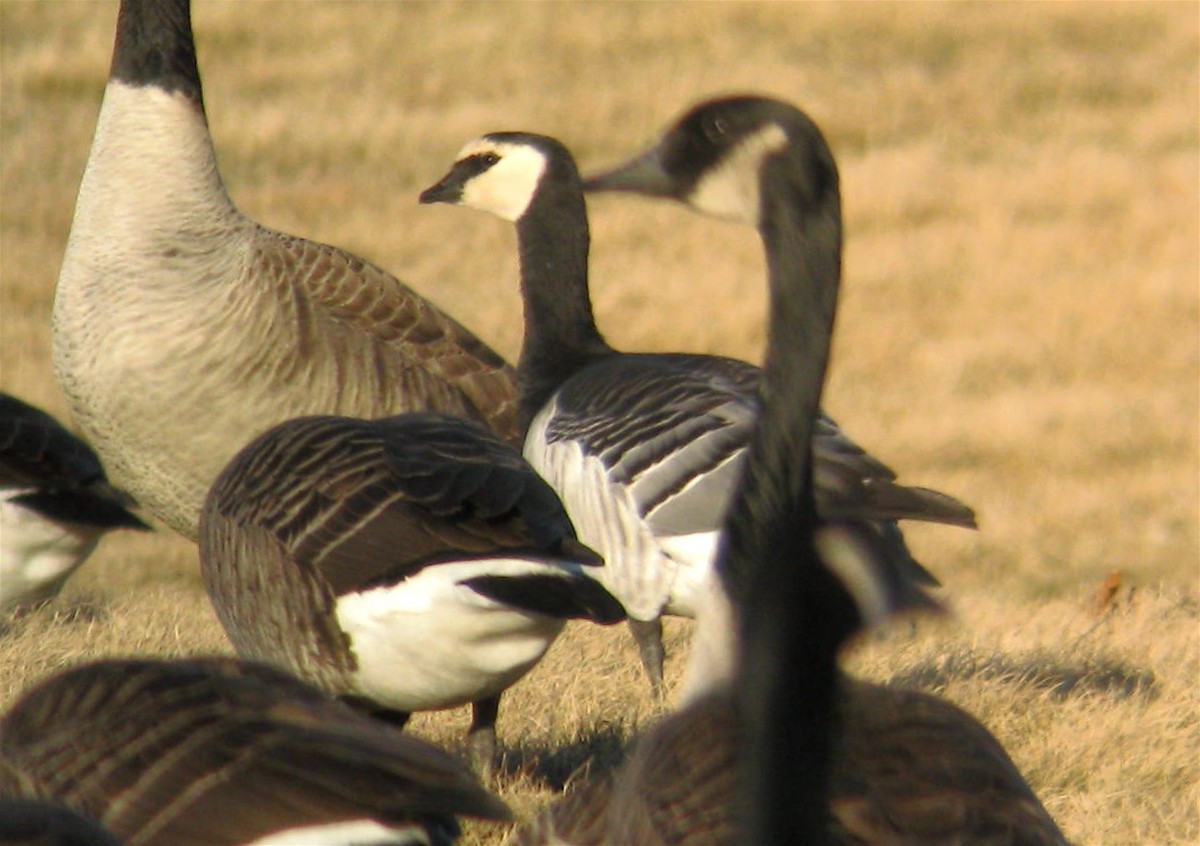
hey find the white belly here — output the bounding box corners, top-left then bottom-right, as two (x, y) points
(335, 558), (567, 711)
(0, 499), (100, 613)
(246, 819), (429, 845)
(656, 530), (720, 617)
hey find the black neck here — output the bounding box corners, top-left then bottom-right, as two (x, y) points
(724, 157), (847, 846)
(514, 173), (613, 431)
(111, 0), (203, 106)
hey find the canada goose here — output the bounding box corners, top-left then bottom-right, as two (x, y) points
(505, 96), (1067, 846)
(0, 657), (510, 846)
(52, 0), (518, 542)
(199, 412), (625, 772)
(0, 393), (149, 615)
(419, 132), (974, 698)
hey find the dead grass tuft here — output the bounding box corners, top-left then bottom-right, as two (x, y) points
(1, 2), (1196, 843)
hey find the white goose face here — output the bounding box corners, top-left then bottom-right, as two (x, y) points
(445, 137), (550, 222)
(686, 122), (789, 226)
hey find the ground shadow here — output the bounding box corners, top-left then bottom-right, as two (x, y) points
(885, 646), (1157, 701)
(497, 721), (632, 791)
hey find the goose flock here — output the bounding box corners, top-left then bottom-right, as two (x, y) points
(0, 1), (1070, 844)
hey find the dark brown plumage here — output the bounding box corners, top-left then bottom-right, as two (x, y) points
(0, 657), (509, 846)
(199, 412), (624, 771)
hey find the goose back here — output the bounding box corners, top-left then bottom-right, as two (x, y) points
(200, 412), (623, 719)
(0, 657), (510, 846)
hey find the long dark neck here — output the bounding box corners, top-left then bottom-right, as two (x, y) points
(725, 163), (847, 846)
(111, 0), (203, 105)
(514, 176), (614, 431)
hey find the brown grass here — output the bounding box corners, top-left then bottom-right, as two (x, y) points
(1, 2), (1197, 843)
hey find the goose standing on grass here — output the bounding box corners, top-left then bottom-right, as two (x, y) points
(52, 0), (518, 542)
(418, 131), (974, 698)
(199, 412), (625, 773)
(0, 393), (149, 615)
(506, 95), (1067, 846)
(0, 656), (510, 845)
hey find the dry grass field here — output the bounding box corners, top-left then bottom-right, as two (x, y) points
(1, 1), (1197, 843)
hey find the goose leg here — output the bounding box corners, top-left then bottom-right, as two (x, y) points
(467, 694), (501, 775)
(628, 617), (666, 698)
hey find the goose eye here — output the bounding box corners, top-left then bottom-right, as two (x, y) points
(702, 115), (730, 144)
(463, 151), (501, 177)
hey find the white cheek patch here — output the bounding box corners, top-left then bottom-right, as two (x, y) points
(688, 123), (789, 226)
(456, 138), (548, 222)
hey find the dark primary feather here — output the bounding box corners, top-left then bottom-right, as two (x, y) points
(0, 395), (103, 490)
(0, 658), (510, 846)
(0, 393), (148, 530)
(462, 573), (625, 623)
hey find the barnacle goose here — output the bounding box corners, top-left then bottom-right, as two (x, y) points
(419, 130), (973, 698)
(505, 95), (1067, 846)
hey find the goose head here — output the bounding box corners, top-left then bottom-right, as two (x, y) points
(420, 133), (581, 223)
(584, 95), (837, 229)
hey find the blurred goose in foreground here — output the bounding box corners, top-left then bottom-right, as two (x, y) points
(199, 412), (625, 772)
(0, 799), (124, 846)
(0, 393), (149, 615)
(52, 0), (517, 541)
(506, 96), (1067, 846)
(419, 131), (974, 698)
(0, 657), (510, 846)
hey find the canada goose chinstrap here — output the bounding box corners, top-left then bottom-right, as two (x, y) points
(199, 412), (625, 771)
(0, 393), (149, 615)
(52, 0), (517, 541)
(419, 131), (974, 698)
(506, 96), (1067, 846)
(0, 657), (509, 846)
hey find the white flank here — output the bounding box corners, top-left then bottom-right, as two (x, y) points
(676, 570), (738, 708)
(655, 531), (719, 617)
(524, 402), (677, 620)
(335, 557), (568, 711)
(456, 137), (548, 222)
(0, 499), (100, 613)
(247, 818), (428, 845)
(688, 122), (789, 225)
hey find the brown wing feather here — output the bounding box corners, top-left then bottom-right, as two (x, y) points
(505, 682), (1066, 846)
(0, 658), (510, 846)
(263, 232), (520, 443)
(829, 679), (1067, 846)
